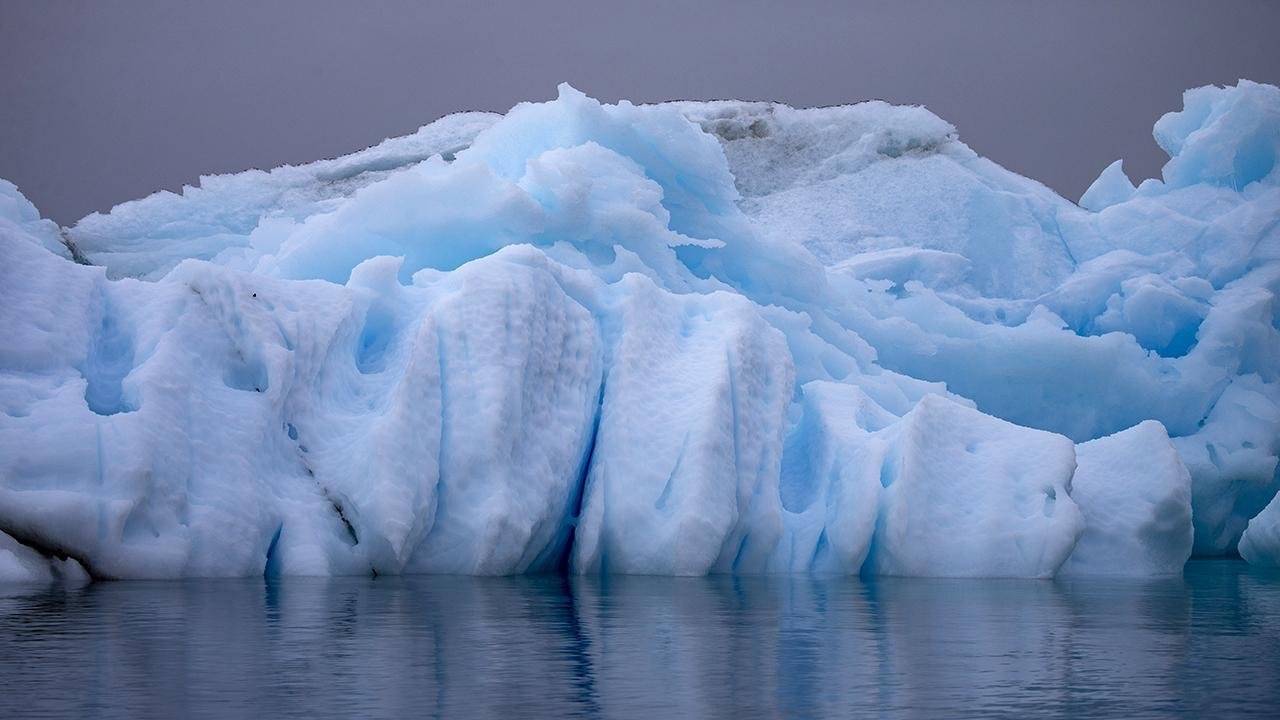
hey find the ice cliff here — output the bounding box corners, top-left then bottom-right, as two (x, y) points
(2, 80), (1278, 582)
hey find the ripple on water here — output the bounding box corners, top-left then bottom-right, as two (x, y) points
(1, 560), (1278, 719)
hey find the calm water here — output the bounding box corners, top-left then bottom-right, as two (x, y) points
(1, 560), (1278, 719)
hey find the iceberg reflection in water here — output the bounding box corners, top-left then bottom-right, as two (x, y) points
(1, 561), (1278, 718)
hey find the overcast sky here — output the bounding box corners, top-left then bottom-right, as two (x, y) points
(2, 0), (1278, 225)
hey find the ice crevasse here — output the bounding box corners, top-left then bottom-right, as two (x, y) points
(1, 80), (1279, 582)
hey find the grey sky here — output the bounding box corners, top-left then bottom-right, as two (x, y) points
(1, 0), (1278, 225)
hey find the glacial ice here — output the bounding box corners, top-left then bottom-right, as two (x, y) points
(867, 395), (1084, 578)
(1, 79), (1277, 580)
(1059, 421), (1193, 576)
(1240, 493), (1280, 567)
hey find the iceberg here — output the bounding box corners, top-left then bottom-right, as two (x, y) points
(1, 80), (1277, 580)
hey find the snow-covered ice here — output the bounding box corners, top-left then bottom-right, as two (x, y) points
(1, 80), (1278, 579)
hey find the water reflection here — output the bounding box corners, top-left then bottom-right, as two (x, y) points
(1, 561), (1277, 718)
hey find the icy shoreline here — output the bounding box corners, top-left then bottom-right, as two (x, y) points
(2, 81), (1278, 581)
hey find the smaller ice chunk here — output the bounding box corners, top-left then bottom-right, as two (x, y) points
(1173, 376), (1280, 555)
(867, 395), (1083, 578)
(571, 276), (794, 576)
(1239, 493), (1280, 567)
(1153, 79), (1280, 191)
(1080, 160), (1137, 212)
(0, 530), (52, 584)
(1060, 421), (1193, 576)
(0, 179), (70, 260)
(68, 112), (500, 279)
(1091, 274), (1208, 357)
(403, 249), (603, 575)
(770, 381), (890, 573)
(263, 158), (544, 284)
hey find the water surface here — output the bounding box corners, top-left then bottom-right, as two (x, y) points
(2, 560), (1278, 718)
